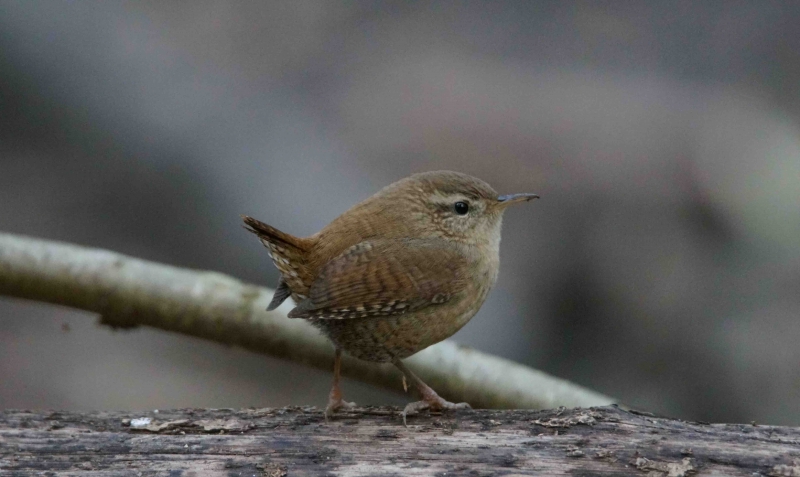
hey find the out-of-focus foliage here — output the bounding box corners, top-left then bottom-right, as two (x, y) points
(1, 2), (799, 424)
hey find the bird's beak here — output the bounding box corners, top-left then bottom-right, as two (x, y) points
(496, 193), (539, 208)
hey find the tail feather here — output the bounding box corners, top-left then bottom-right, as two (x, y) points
(242, 215), (308, 251)
(242, 215), (311, 296)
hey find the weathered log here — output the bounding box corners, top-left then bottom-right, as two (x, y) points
(1, 405), (799, 476)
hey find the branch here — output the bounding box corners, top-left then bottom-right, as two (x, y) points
(0, 232), (613, 409)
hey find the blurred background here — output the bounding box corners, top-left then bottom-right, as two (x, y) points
(2, 1), (799, 425)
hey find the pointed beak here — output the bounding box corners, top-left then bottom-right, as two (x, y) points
(496, 193), (539, 208)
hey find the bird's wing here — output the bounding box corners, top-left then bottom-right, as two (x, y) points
(288, 239), (470, 320)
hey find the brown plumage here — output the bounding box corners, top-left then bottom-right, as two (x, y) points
(243, 171), (537, 422)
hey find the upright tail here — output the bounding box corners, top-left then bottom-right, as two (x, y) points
(242, 215), (312, 309)
(242, 215), (308, 252)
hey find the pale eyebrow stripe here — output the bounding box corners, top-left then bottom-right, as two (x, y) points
(429, 192), (476, 204)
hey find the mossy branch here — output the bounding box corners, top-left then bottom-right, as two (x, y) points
(0, 232), (614, 409)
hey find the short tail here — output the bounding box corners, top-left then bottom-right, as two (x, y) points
(242, 215), (309, 252)
(241, 215), (311, 305)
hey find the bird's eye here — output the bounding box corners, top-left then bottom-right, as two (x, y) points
(453, 201), (470, 215)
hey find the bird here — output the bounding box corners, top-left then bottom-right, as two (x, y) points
(242, 170), (538, 422)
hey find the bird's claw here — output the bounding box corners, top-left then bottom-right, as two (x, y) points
(324, 398), (357, 421)
(401, 398), (471, 425)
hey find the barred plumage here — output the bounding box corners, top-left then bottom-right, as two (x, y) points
(242, 171), (537, 420)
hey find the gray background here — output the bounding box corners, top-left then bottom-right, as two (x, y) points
(2, 1), (799, 425)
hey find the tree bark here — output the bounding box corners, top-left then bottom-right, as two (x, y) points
(2, 405), (798, 476)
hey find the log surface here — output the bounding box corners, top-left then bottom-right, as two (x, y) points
(2, 406), (799, 476)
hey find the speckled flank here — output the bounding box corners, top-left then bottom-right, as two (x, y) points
(313, 274), (493, 361)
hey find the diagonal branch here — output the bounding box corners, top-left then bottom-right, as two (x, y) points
(0, 232), (614, 409)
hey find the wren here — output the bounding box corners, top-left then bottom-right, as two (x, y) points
(243, 171), (537, 422)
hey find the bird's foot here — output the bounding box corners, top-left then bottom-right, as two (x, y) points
(401, 395), (471, 425)
(324, 397), (357, 421)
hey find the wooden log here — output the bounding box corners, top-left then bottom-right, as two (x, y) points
(2, 405), (799, 476)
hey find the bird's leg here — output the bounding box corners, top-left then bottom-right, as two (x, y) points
(325, 348), (356, 420)
(393, 359), (471, 425)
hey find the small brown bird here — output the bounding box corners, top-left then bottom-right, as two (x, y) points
(243, 171), (537, 422)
